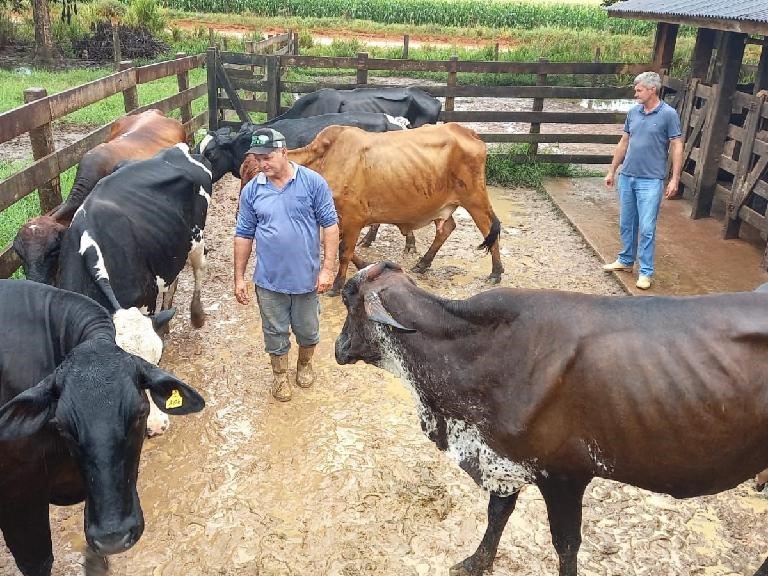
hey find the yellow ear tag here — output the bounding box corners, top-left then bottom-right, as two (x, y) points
(165, 389), (183, 410)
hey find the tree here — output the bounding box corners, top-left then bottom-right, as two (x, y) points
(32, 0), (56, 62)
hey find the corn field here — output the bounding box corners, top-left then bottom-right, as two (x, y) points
(162, 0), (659, 35)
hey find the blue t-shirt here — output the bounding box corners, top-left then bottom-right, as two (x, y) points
(235, 162), (338, 294)
(621, 101), (682, 180)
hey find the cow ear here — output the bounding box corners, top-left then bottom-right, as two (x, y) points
(364, 291), (416, 332)
(0, 373), (57, 441)
(151, 308), (176, 333)
(139, 361), (205, 416)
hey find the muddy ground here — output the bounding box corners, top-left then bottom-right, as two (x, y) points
(3, 68), (768, 575)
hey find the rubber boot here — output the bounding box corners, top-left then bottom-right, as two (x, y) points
(296, 345), (316, 388)
(269, 354), (291, 401)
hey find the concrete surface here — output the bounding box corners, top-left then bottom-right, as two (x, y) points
(543, 176), (768, 295)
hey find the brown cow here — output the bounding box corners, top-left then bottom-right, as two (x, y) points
(13, 109), (185, 285)
(241, 123), (502, 293)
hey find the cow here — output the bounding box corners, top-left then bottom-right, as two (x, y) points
(0, 279), (204, 576)
(197, 111), (410, 184)
(272, 86), (441, 128)
(13, 109), (186, 285)
(335, 261), (768, 576)
(283, 124), (502, 293)
(54, 143), (211, 437)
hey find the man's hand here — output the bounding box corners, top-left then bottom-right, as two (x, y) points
(316, 268), (334, 294)
(665, 177), (680, 199)
(234, 276), (250, 305)
(605, 170), (615, 188)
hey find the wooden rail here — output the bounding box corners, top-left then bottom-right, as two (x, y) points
(0, 52), (208, 279)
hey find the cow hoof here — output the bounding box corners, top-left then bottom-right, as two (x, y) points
(326, 287), (341, 297)
(191, 312), (205, 329)
(487, 273), (502, 285)
(411, 261), (430, 274)
(448, 560), (478, 576)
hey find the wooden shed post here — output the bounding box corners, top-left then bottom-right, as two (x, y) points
(403, 35), (409, 59)
(755, 36), (768, 93)
(652, 22), (679, 73)
(691, 31), (746, 219)
(118, 60), (138, 113)
(207, 48), (219, 131)
(691, 28), (716, 80)
(23, 88), (61, 214)
(356, 52), (369, 86)
(175, 52), (194, 147)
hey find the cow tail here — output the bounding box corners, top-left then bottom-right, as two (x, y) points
(477, 212), (501, 253)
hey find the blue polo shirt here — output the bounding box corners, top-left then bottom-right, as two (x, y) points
(235, 162), (338, 294)
(621, 101), (682, 180)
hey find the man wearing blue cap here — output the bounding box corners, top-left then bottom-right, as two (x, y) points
(234, 128), (339, 402)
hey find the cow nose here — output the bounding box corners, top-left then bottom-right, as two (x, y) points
(334, 335), (350, 364)
(91, 530), (136, 555)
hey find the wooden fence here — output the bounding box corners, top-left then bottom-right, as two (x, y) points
(0, 52), (208, 279)
(209, 48), (653, 164)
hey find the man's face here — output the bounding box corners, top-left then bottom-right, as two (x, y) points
(634, 82), (657, 105)
(254, 148), (288, 177)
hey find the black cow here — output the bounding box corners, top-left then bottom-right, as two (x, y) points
(197, 111), (409, 183)
(272, 87), (441, 128)
(335, 262), (768, 576)
(0, 279), (204, 576)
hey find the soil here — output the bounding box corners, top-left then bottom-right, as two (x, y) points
(3, 40), (767, 576)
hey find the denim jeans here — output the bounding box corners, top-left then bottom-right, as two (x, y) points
(255, 286), (320, 356)
(616, 174), (663, 277)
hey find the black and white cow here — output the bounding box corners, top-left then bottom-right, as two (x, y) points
(197, 111), (409, 183)
(56, 143), (211, 437)
(0, 279), (204, 576)
(271, 87), (441, 127)
(336, 262), (768, 576)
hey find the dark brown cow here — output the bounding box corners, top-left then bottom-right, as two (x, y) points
(243, 123), (502, 293)
(13, 109), (185, 285)
(335, 261), (768, 576)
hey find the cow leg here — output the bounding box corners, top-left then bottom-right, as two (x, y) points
(84, 545), (109, 576)
(188, 238), (207, 328)
(331, 221), (364, 295)
(161, 277), (179, 313)
(412, 216), (456, 273)
(449, 491), (519, 576)
(403, 231), (417, 255)
(462, 203), (504, 284)
(0, 498), (53, 576)
(538, 476), (589, 576)
(358, 224), (380, 247)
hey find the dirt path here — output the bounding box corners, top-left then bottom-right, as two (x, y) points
(4, 174), (768, 576)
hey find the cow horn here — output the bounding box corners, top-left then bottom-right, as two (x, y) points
(364, 260), (403, 282)
(364, 291), (415, 332)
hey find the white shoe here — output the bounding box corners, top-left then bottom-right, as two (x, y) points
(636, 275), (652, 290)
(602, 260), (633, 272)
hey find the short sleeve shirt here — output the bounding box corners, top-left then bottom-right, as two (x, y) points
(621, 101), (682, 180)
(235, 162), (338, 294)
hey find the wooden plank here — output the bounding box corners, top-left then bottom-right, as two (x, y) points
(680, 171), (696, 190)
(47, 68), (136, 120)
(184, 110), (209, 136)
(220, 52), (270, 66)
(481, 133), (621, 144)
(207, 48), (219, 132)
(492, 153), (613, 164)
(0, 98), (51, 144)
(265, 56), (280, 119)
(253, 33), (290, 52)
(0, 246), (20, 280)
(230, 78), (270, 92)
(440, 111), (626, 123)
(132, 83), (207, 116)
(220, 98), (267, 113)
(216, 64), (249, 124)
(719, 155), (738, 174)
(737, 204), (767, 232)
(136, 54), (205, 84)
(754, 178), (768, 200)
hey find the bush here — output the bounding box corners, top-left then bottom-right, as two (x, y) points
(125, 0), (165, 35)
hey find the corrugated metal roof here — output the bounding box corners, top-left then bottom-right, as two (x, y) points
(606, 0), (768, 24)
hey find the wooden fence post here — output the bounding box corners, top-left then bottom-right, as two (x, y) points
(356, 52), (369, 86)
(266, 55), (280, 119)
(207, 48), (219, 131)
(493, 42), (499, 61)
(208, 27), (215, 48)
(111, 19), (122, 68)
(118, 60), (138, 113)
(403, 34), (409, 59)
(445, 55), (458, 113)
(175, 52), (194, 147)
(23, 88), (61, 214)
(529, 58), (548, 155)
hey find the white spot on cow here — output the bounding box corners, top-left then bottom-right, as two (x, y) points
(112, 307), (170, 437)
(198, 186), (211, 204)
(175, 142), (212, 179)
(116, 129), (135, 139)
(374, 324), (533, 495)
(29, 224), (38, 231)
(387, 115), (410, 129)
(139, 306), (149, 314)
(74, 204), (86, 219)
(199, 134), (214, 155)
(585, 439), (613, 475)
(78, 231), (109, 280)
(156, 276), (168, 294)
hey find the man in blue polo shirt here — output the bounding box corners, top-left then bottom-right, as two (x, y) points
(603, 71), (683, 290)
(234, 128), (339, 402)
